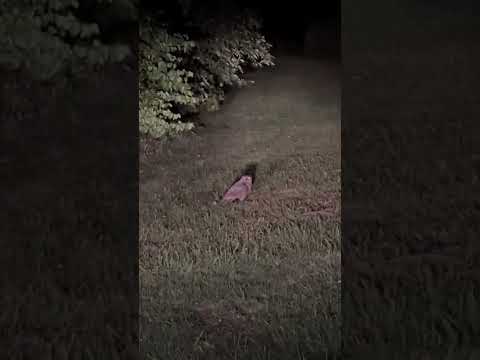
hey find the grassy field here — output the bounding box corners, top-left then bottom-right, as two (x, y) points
(342, 2), (480, 355)
(1, 65), (138, 358)
(140, 55), (341, 359)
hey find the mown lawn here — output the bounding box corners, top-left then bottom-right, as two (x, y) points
(140, 56), (341, 359)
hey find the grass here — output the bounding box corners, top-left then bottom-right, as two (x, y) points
(140, 55), (341, 359)
(1, 65), (138, 358)
(342, 1), (480, 355)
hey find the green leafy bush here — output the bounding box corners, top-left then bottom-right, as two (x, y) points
(139, 11), (275, 138)
(139, 19), (198, 138)
(188, 12), (274, 109)
(0, 0), (134, 80)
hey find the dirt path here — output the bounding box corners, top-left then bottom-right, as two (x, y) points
(140, 55), (341, 359)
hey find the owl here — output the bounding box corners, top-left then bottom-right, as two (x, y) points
(222, 175), (253, 202)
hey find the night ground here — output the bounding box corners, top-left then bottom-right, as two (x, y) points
(139, 0), (341, 358)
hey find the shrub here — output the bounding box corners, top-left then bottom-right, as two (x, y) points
(189, 12), (274, 108)
(0, 0), (134, 81)
(139, 11), (275, 138)
(139, 18), (198, 138)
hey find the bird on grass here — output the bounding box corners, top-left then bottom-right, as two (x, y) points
(222, 163), (257, 202)
(222, 175), (253, 202)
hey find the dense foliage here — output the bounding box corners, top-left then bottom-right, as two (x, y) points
(139, 17), (196, 138)
(1, 1), (275, 138)
(139, 10), (275, 138)
(0, 0), (136, 80)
